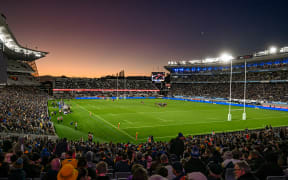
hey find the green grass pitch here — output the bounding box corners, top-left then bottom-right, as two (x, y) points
(48, 99), (288, 143)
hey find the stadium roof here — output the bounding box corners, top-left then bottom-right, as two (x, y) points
(0, 13), (48, 61)
(166, 50), (288, 68)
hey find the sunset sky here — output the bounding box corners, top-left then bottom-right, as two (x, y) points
(1, 0), (288, 77)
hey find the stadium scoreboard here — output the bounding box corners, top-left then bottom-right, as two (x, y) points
(152, 72), (165, 82)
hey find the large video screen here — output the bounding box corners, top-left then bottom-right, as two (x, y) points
(152, 72), (165, 82)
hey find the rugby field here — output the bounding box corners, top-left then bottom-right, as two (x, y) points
(48, 99), (288, 143)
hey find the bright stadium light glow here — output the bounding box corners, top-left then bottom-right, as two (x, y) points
(269, 46), (277, 54)
(220, 53), (233, 62)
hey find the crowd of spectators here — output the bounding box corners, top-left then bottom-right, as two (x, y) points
(170, 83), (288, 102)
(171, 71), (288, 83)
(0, 126), (287, 180)
(169, 62), (288, 103)
(55, 78), (158, 90)
(53, 78), (159, 98)
(0, 86), (55, 135)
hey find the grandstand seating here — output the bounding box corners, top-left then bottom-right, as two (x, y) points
(170, 83), (288, 102)
(54, 78), (158, 90)
(53, 77), (159, 98)
(0, 126), (287, 179)
(167, 58), (288, 103)
(0, 86), (54, 135)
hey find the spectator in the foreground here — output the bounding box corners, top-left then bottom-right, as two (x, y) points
(45, 158), (61, 180)
(246, 151), (263, 172)
(207, 162), (223, 180)
(234, 161), (258, 180)
(160, 154), (175, 180)
(62, 150), (78, 168)
(8, 157), (26, 180)
(85, 151), (96, 179)
(0, 152), (9, 177)
(77, 168), (90, 180)
(132, 166), (148, 180)
(186, 172), (207, 180)
(156, 166), (168, 179)
(184, 146), (206, 174)
(128, 164), (144, 180)
(255, 152), (284, 180)
(95, 161), (110, 180)
(57, 163), (78, 180)
(115, 153), (130, 172)
(149, 174), (168, 180)
(86, 151), (96, 169)
(222, 151), (240, 168)
(133, 152), (147, 169)
(170, 133), (185, 158)
(172, 161), (185, 180)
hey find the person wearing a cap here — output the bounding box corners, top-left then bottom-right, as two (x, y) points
(57, 163), (78, 180)
(8, 157), (26, 180)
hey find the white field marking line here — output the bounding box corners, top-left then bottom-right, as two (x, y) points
(230, 109), (244, 111)
(121, 114), (288, 130)
(121, 120), (228, 130)
(75, 102), (135, 140)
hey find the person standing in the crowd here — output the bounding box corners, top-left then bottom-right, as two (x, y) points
(234, 161), (259, 180)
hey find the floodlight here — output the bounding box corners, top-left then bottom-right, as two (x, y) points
(220, 53), (233, 62)
(269, 46), (277, 54)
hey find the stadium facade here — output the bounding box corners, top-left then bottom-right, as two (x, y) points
(0, 13), (47, 86)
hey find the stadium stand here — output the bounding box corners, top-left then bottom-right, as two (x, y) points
(0, 13), (53, 136)
(53, 77), (159, 98)
(166, 52), (288, 103)
(0, 126), (287, 179)
(0, 12), (47, 86)
(54, 77), (158, 90)
(0, 86), (55, 135)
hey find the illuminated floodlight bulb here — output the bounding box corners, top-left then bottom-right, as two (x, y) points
(269, 46), (277, 54)
(220, 53), (233, 62)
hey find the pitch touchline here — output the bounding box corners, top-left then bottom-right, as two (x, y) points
(121, 114), (288, 130)
(74, 102), (135, 140)
(121, 120), (230, 129)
